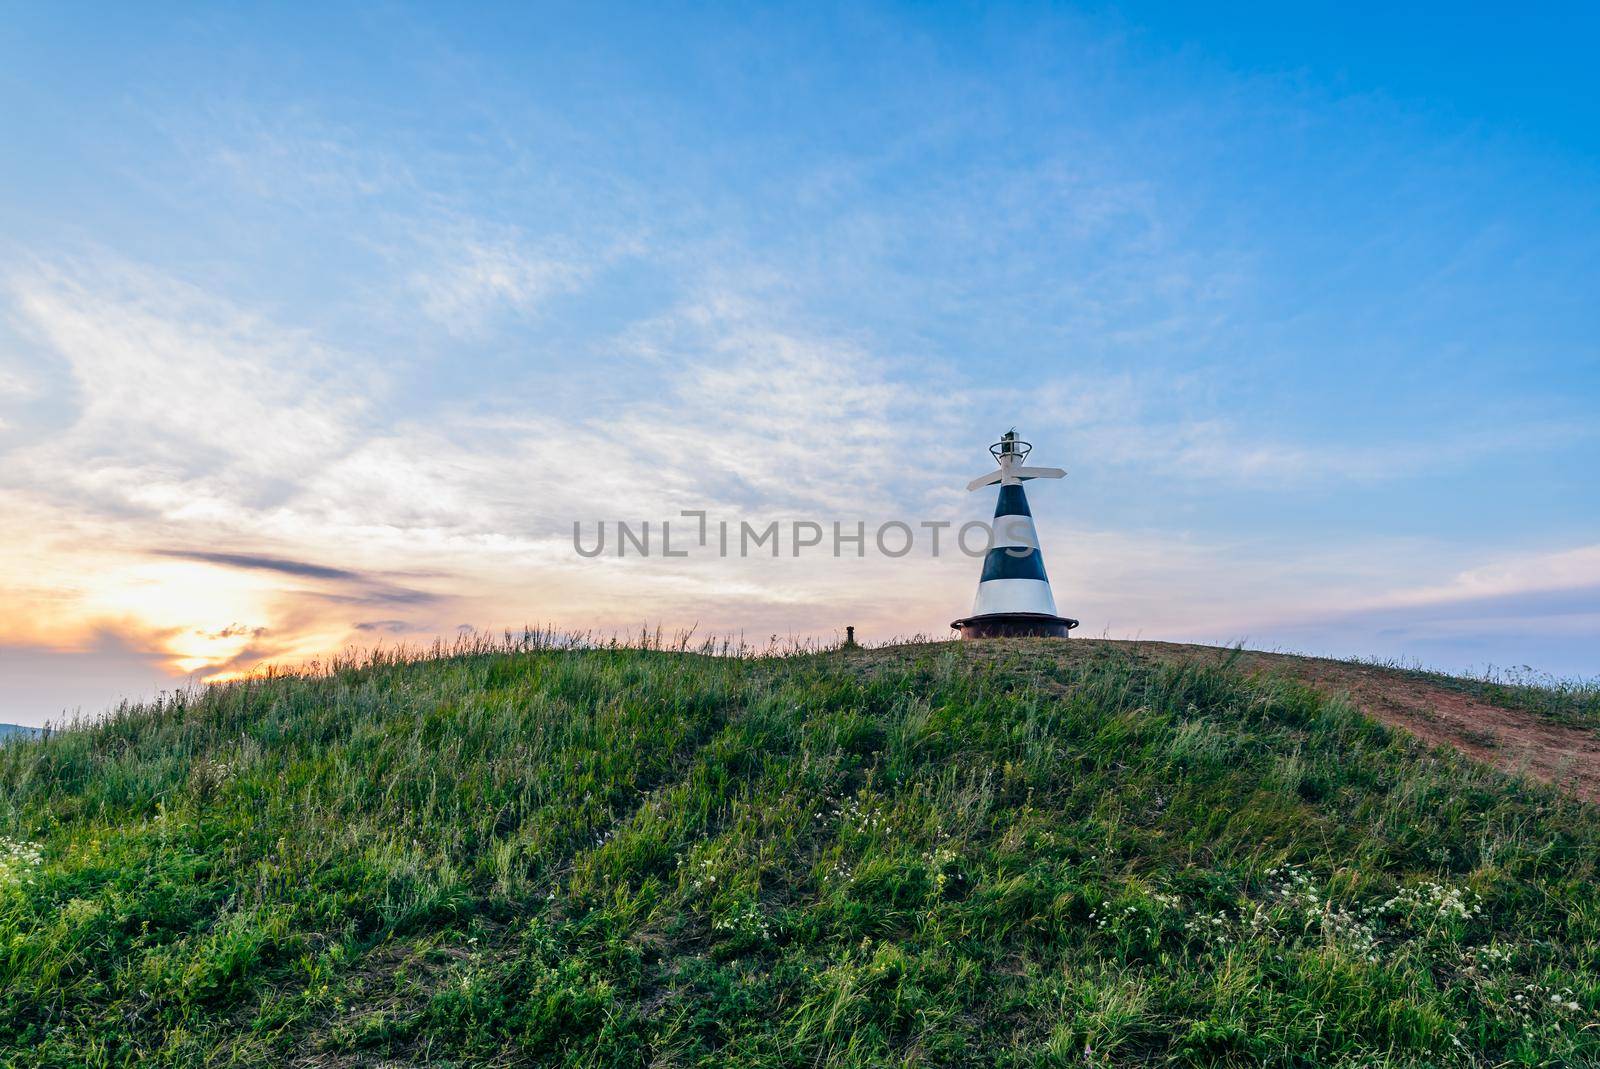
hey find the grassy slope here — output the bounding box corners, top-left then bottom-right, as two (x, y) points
(1, 640), (1598, 1068)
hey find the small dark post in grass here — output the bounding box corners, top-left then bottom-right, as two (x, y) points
(844, 626), (857, 648)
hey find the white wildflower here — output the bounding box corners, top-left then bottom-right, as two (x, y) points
(0, 836), (42, 888)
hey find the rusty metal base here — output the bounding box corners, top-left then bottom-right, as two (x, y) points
(950, 613), (1079, 639)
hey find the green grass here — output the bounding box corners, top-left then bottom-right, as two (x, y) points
(2, 635), (1598, 1067)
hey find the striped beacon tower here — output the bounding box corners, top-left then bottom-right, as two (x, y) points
(951, 429), (1079, 639)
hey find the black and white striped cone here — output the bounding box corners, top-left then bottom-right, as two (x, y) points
(951, 430), (1079, 639)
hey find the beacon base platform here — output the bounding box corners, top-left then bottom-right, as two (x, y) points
(950, 612), (1079, 639)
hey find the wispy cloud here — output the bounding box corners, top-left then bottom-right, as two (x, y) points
(0, 367), (36, 398)
(405, 229), (594, 333)
(151, 550), (366, 581)
(1023, 381), (1592, 489)
(150, 548), (441, 606)
(1382, 544), (1600, 610)
(197, 111), (407, 205)
(2, 254), (372, 520)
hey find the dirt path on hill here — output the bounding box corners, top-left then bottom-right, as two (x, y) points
(853, 638), (1600, 801)
(1098, 640), (1600, 803)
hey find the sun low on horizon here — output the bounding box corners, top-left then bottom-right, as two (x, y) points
(2, 4), (1598, 727)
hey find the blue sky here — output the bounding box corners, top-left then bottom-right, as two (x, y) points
(1, 3), (1596, 724)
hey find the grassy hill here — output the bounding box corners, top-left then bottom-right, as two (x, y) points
(1, 636), (1598, 1067)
